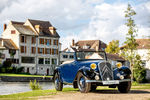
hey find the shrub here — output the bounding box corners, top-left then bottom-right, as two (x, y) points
(29, 80), (42, 90)
(133, 54), (147, 83)
(2, 61), (12, 68)
(16, 67), (24, 74)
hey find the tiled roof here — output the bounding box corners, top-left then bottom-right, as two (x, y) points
(75, 40), (106, 51)
(3, 39), (19, 50)
(136, 39), (150, 49)
(106, 53), (125, 61)
(120, 39), (150, 49)
(13, 24), (37, 36)
(28, 19), (60, 38)
(11, 21), (24, 25)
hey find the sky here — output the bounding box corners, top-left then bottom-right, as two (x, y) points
(0, 0), (150, 49)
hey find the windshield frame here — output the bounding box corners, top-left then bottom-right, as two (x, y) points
(75, 51), (107, 61)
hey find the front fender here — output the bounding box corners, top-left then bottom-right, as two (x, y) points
(74, 66), (95, 81)
(53, 68), (63, 83)
(113, 66), (131, 80)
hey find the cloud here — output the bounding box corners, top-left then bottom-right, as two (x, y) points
(0, 0), (149, 50)
(61, 1), (150, 49)
(0, 0), (103, 30)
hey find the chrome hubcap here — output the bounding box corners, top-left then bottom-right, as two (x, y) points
(79, 77), (85, 88)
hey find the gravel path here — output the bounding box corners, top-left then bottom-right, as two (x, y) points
(38, 89), (150, 100)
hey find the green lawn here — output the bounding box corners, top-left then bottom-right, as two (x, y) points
(0, 83), (150, 100)
(0, 73), (52, 78)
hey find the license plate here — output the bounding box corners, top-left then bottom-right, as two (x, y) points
(102, 80), (119, 85)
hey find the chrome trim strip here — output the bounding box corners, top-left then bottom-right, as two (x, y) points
(86, 79), (131, 83)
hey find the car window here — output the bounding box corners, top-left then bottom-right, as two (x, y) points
(76, 51), (105, 60)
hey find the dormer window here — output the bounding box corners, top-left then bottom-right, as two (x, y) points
(11, 30), (16, 34)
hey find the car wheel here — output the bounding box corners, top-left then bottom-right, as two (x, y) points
(90, 84), (97, 91)
(118, 81), (131, 93)
(54, 73), (63, 91)
(77, 72), (91, 93)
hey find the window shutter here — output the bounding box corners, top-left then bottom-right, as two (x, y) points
(34, 47), (36, 54)
(38, 48), (40, 53)
(43, 48), (44, 54)
(56, 49), (58, 55)
(32, 47), (33, 53)
(57, 40), (58, 46)
(50, 48), (51, 54)
(45, 48), (47, 54)
(49, 39), (51, 45)
(52, 49), (54, 55)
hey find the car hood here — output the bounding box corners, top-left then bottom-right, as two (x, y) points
(77, 60), (105, 67)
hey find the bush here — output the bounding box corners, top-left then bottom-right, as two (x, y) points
(133, 54), (147, 83)
(29, 80), (42, 90)
(2, 61), (12, 68)
(16, 67), (24, 74)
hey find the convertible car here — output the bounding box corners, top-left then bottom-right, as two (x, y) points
(53, 51), (131, 93)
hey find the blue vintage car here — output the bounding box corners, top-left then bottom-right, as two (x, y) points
(53, 51), (131, 93)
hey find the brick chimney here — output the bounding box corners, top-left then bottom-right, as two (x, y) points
(72, 39), (75, 46)
(3, 24), (7, 31)
(35, 25), (41, 33)
(49, 26), (56, 34)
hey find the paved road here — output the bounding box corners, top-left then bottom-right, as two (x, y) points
(38, 89), (150, 100)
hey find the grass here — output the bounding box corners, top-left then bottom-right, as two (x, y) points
(0, 88), (78, 100)
(0, 83), (150, 100)
(0, 73), (52, 78)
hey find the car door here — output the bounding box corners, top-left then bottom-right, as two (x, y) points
(60, 61), (79, 83)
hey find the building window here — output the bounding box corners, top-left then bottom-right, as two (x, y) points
(45, 39), (51, 46)
(21, 36), (26, 43)
(20, 46), (26, 53)
(45, 58), (50, 64)
(45, 48), (51, 54)
(63, 55), (68, 58)
(38, 58), (44, 64)
(38, 48), (44, 54)
(52, 58), (57, 65)
(11, 30), (16, 34)
(21, 57), (35, 63)
(53, 40), (58, 45)
(39, 38), (44, 44)
(32, 37), (36, 44)
(31, 47), (36, 54)
(52, 49), (58, 55)
(6, 58), (19, 64)
(69, 55), (74, 59)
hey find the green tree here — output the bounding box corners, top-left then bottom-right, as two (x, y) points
(122, 4), (138, 79)
(133, 54), (146, 83)
(105, 40), (120, 54)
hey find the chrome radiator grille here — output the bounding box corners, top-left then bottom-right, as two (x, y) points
(98, 62), (113, 81)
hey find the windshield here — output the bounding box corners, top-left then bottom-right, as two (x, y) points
(76, 51), (106, 60)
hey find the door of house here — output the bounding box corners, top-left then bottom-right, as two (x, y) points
(47, 69), (49, 75)
(27, 67), (29, 73)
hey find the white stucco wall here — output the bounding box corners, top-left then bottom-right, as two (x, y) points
(1, 23), (20, 48)
(136, 49), (150, 69)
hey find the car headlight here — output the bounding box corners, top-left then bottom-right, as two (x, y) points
(116, 62), (122, 68)
(90, 63), (97, 70)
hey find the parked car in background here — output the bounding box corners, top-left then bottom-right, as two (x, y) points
(53, 51), (131, 93)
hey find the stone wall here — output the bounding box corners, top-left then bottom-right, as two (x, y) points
(0, 76), (52, 82)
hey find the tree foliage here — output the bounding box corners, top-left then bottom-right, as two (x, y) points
(133, 54), (146, 83)
(105, 40), (120, 54)
(122, 4), (139, 79)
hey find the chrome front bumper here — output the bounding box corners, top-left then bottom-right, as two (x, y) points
(86, 79), (131, 85)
